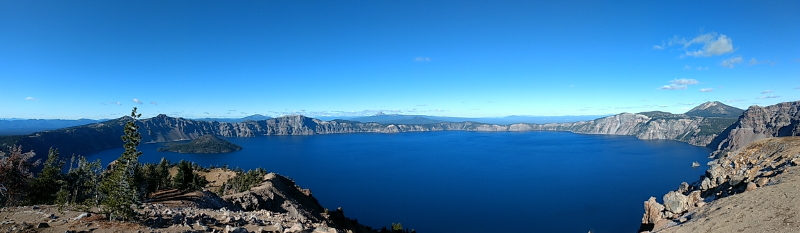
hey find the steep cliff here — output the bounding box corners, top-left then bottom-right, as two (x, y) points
(523, 111), (735, 146)
(710, 101), (800, 157)
(639, 100), (800, 232)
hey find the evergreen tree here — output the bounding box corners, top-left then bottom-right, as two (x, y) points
(99, 107), (143, 221)
(64, 156), (102, 207)
(27, 148), (66, 205)
(0, 145), (40, 206)
(173, 160), (207, 192)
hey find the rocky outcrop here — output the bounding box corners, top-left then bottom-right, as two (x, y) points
(711, 101), (800, 158)
(223, 173), (325, 223)
(640, 136), (800, 232)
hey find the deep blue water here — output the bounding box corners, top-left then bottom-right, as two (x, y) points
(88, 131), (711, 233)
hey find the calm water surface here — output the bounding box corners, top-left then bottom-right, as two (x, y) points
(89, 131), (711, 233)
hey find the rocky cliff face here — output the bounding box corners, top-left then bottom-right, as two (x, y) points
(1, 107), (736, 160)
(640, 100), (800, 232)
(523, 112), (733, 146)
(710, 101), (800, 157)
(641, 136), (800, 232)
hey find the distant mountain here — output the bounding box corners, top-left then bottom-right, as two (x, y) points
(0, 101), (744, 163)
(343, 114), (609, 125)
(685, 101), (744, 118)
(347, 114), (446, 124)
(0, 119), (105, 135)
(193, 114), (273, 123)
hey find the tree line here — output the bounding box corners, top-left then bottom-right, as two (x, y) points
(0, 108), (207, 220)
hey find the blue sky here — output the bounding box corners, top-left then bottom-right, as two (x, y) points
(1, 1), (799, 119)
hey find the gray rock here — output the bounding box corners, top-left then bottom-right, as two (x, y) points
(36, 222), (49, 228)
(224, 225), (248, 233)
(663, 191), (689, 215)
(745, 182), (758, 191)
(74, 213), (90, 221)
(678, 182), (690, 193)
(641, 197), (664, 225)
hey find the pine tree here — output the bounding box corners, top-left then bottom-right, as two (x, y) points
(27, 147), (66, 205)
(99, 107), (143, 221)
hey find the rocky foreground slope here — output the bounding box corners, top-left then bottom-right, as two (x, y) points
(0, 170), (374, 233)
(640, 100), (800, 232)
(0, 102), (739, 162)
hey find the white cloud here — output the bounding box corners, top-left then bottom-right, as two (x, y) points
(414, 57), (431, 62)
(150, 101), (158, 105)
(696, 67), (708, 70)
(133, 99), (143, 105)
(115, 102), (121, 105)
(721, 56), (744, 68)
(652, 45), (665, 50)
(24, 97), (37, 101)
(682, 33), (735, 57)
(659, 84), (687, 90)
(699, 88), (714, 92)
(761, 90), (773, 94)
(757, 95), (780, 99)
(670, 78), (698, 85)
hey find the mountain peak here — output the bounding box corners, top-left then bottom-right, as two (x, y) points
(685, 101), (744, 118)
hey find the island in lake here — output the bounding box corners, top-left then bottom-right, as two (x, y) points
(157, 135), (242, 153)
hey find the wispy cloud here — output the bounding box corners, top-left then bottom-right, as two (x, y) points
(652, 45), (665, 50)
(760, 90), (773, 94)
(726, 99), (745, 103)
(24, 97), (37, 101)
(659, 84), (687, 90)
(748, 58), (776, 66)
(721, 56), (743, 68)
(150, 101), (158, 105)
(757, 95), (780, 99)
(414, 57), (432, 62)
(659, 78), (699, 90)
(112, 101), (121, 105)
(699, 88), (714, 92)
(133, 99), (143, 105)
(684, 65), (708, 70)
(795, 87), (800, 89)
(670, 78), (698, 85)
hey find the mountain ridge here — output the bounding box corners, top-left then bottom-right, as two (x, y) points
(0, 101), (739, 162)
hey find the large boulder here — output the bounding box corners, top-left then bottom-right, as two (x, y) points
(663, 191), (689, 215)
(641, 197), (664, 225)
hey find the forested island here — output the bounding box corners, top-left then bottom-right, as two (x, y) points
(157, 135), (242, 153)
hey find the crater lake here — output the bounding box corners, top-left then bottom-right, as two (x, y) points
(88, 131), (711, 233)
